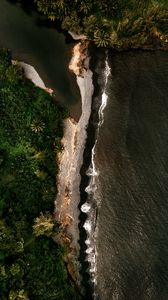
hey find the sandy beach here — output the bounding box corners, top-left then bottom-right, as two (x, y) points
(55, 41), (94, 285)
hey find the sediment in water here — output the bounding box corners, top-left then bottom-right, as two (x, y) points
(12, 60), (53, 94)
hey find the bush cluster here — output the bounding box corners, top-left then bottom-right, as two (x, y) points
(33, 0), (168, 48)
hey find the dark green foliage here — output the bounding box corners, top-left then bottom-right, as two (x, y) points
(0, 49), (80, 300)
(33, 0), (168, 48)
(25, 237), (79, 300)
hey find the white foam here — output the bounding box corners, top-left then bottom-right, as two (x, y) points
(81, 202), (91, 213)
(86, 167), (98, 177)
(85, 238), (91, 246)
(98, 58), (111, 125)
(83, 220), (92, 233)
(85, 185), (92, 194)
(90, 266), (96, 273)
(86, 247), (94, 254)
(92, 277), (96, 283)
(82, 53), (111, 291)
(99, 92), (108, 125)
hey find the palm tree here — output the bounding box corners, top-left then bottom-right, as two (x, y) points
(33, 213), (54, 237)
(79, 0), (93, 14)
(52, 0), (70, 18)
(94, 30), (111, 47)
(62, 12), (81, 33)
(96, 0), (119, 17)
(31, 119), (45, 133)
(9, 289), (29, 300)
(83, 15), (99, 36)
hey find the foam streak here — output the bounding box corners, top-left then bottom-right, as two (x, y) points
(81, 53), (111, 292)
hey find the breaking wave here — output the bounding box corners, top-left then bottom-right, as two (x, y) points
(81, 52), (111, 293)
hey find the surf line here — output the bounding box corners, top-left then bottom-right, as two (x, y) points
(81, 52), (111, 290)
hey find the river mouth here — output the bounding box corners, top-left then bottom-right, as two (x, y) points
(0, 0), (81, 120)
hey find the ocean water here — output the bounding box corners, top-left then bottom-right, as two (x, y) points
(88, 51), (168, 300)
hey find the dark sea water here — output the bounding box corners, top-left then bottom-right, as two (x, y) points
(93, 51), (168, 300)
(0, 0), (80, 118)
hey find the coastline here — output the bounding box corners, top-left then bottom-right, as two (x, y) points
(109, 42), (168, 52)
(12, 46), (93, 290)
(54, 40), (94, 286)
(68, 30), (168, 52)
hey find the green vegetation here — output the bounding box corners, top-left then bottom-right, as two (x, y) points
(33, 0), (168, 48)
(0, 49), (80, 300)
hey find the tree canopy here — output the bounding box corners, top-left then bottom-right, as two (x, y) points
(33, 0), (168, 48)
(0, 49), (80, 300)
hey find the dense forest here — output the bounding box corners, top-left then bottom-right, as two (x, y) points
(32, 0), (168, 48)
(0, 49), (80, 300)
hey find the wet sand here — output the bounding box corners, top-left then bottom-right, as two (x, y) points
(55, 41), (94, 285)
